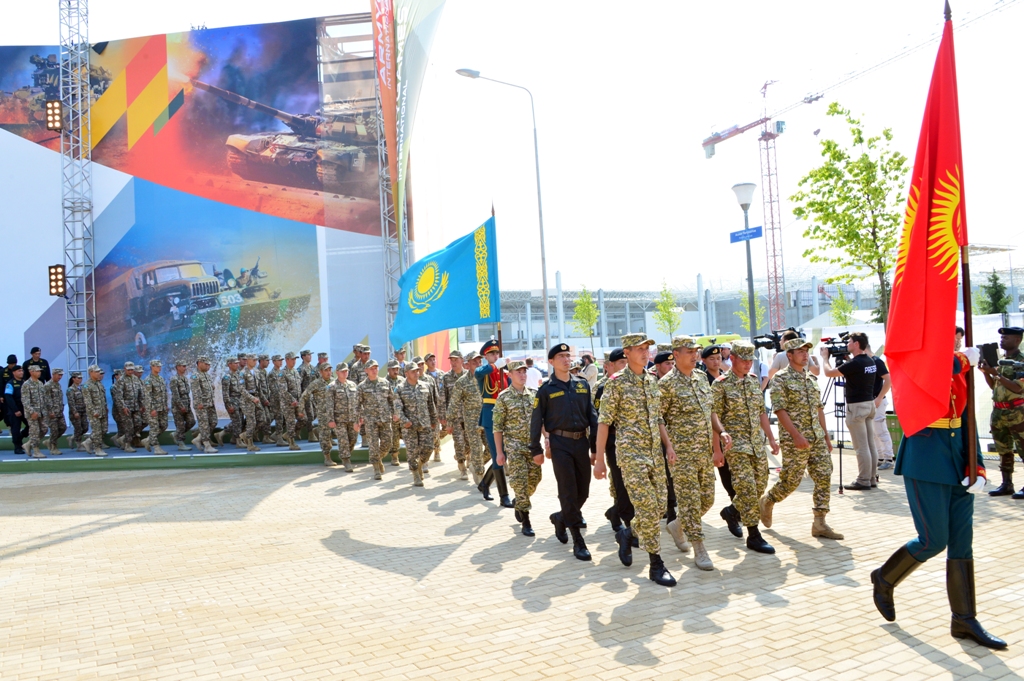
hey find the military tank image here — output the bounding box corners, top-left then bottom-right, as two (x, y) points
(190, 79), (379, 199)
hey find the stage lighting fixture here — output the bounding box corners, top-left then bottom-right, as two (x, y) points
(45, 100), (63, 131)
(48, 264), (66, 296)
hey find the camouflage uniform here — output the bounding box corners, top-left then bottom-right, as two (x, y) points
(301, 370), (335, 462)
(766, 364), (832, 516)
(298, 352), (315, 436)
(127, 371), (146, 441)
(423, 366), (445, 457)
(989, 348), (1024, 485)
(169, 366), (196, 448)
(358, 368), (399, 470)
(143, 363), (169, 451)
(222, 367), (244, 441)
(266, 357), (284, 439)
(83, 369), (109, 454)
(112, 367), (134, 444)
(447, 370), (488, 478)
(442, 367), (468, 465)
(384, 362), (404, 464)
(22, 374), (46, 454)
(43, 374), (68, 452)
(712, 367), (769, 528)
(599, 364), (667, 555)
(239, 361), (260, 446)
(67, 373), (88, 447)
(190, 361), (218, 448)
(329, 364), (359, 465)
(254, 356), (272, 441)
(395, 377), (438, 474)
(280, 359), (304, 442)
(349, 345), (367, 386)
(660, 364), (715, 542)
(493, 383), (541, 513)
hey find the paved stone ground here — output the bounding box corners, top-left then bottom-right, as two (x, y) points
(0, 442), (1021, 681)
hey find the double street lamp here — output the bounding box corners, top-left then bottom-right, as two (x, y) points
(456, 68), (551, 352)
(732, 182), (758, 341)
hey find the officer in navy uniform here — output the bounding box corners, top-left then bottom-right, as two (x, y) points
(870, 348), (1006, 649)
(530, 343), (599, 561)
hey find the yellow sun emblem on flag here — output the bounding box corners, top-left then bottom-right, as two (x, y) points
(408, 261), (449, 314)
(894, 165), (963, 287)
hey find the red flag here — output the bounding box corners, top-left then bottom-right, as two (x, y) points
(886, 14), (967, 437)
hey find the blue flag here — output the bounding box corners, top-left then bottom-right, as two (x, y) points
(389, 217), (500, 348)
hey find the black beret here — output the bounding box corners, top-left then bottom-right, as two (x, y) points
(481, 339), (501, 354)
(30, 347), (40, 354)
(998, 326), (1024, 336)
(12, 364), (22, 372)
(548, 343), (570, 360)
(701, 344), (722, 359)
(608, 348), (625, 362)
(6, 354), (16, 364)
(654, 351), (673, 364)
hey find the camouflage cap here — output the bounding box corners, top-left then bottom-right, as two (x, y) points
(621, 333), (655, 349)
(335, 362), (350, 372)
(52, 367), (65, 375)
(412, 356), (424, 365)
(300, 349), (312, 357)
(150, 359), (162, 367)
(284, 351), (298, 360)
(671, 335), (701, 350)
(70, 371), (82, 378)
(227, 357), (239, 365)
(317, 352), (328, 359)
(448, 349), (463, 359)
(782, 338), (814, 352)
(463, 350), (480, 361)
(88, 364), (104, 374)
(403, 362), (420, 374)
(258, 353), (270, 361)
(424, 353), (435, 361)
(123, 361), (135, 370)
(656, 343), (672, 352)
(385, 359), (400, 369)
(507, 360), (528, 372)
(362, 345), (372, 352)
(352, 343), (362, 352)
(271, 354), (283, 361)
(730, 340), (756, 360)
(394, 347), (406, 355)
(364, 359), (379, 369)
(237, 351), (247, 359)
(175, 359), (187, 367)
(197, 355), (211, 364)
(112, 369), (122, 377)
(603, 351), (611, 361)
(135, 366), (145, 372)
(316, 362), (332, 372)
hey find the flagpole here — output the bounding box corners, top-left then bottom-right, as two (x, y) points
(961, 251), (978, 485)
(492, 202), (503, 358)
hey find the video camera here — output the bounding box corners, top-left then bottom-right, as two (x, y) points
(820, 331), (851, 365)
(752, 327), (804, 353)
(998, 358), (1024, 379)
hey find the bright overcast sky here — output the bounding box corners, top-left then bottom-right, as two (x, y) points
(5, 0), (1023, 296)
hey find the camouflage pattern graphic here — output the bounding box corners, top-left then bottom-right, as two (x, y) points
(505, 450), (542, 512)
(22, 377), (46, 451)
(169, 373), (196, 445)
(143, 373), (169, 448)
(711, 371), (765, 457)
(494, 385), (540, 512)
(240, 368), (261, 441)
(191, 370), (218, 446)
(83, 378), (108, 450)
(43, 381), (67, 449)
(67, 382), (88, 443)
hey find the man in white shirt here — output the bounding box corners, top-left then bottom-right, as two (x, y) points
(579, 353), (599, 387)
(525, 358), (544, 390)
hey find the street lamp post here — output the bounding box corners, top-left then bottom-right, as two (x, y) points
(456, 68), (550, 352)
(732, 182), (758, 340)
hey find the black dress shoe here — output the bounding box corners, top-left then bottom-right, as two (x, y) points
(989, 481), (1015, 496)
(570, 528), (591, 561)
(550, 513), (568, 544)
(615, 526), (633, 566)
(579, 517), (587, 528)
(1012, 487), (1024, 500)
(648, 554), (677, 587)
(521, 512), (535, 537)
(844, 482), (872, 491)
(746, 527), (776, 554)
(604, 506), (623, 532)
(720, 505), (743, 538)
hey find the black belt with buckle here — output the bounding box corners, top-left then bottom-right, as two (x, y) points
(552, 429), (587, 439)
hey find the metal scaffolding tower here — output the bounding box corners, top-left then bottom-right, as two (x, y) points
(759, 85), (786, 331)
(59, 0), (97, 372)
(377, 81), (407, 355)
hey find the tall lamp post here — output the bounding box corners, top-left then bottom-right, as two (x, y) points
(732, 182), (758, 340)
(456, 68), (550, 352)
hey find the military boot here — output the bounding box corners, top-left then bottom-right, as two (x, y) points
(649, 553), (677, 587)
(494, 467), (515, 508)
(720, 504), (743, 538)
(343, 457), (354, 472)
(144, 440), (153, 453)
(477, 466), (495, 501)
(692, 540), (714, 571)
(373, 460), (383, 480)
(246, 434), (261, 452)
(605, 506), (623, 533)
(307, 426), (318, 443)
(615, 526), (633, 566)
(288, 436), (300, 451)
(262, 431), (275, 445)
(49, 443), (62, 456)
(324, 454), (337, 467)
(113, 434), (123, 449)
(132, 436), (143, 448)
(176, 438), (192, 451)
(214, 431), (226, 448)
(30, 446), (47, 459)
(412, 466), (424, 487)
(275, 429), (286, 447)
(811, 516), (844, 540)
(521, 511), (535, 537)
(391, 451), (401, 466)
(433, 449), (441, 462)
(569, 527), (591, 561)
(759, 495), (775, 528)
(745, 525), (775, 554)
(947, 559), (1007, 649)
(989, 476), (1015, 496)
(666, 518), (691, 553)
(457, 460), (468, 480)
(870, 545), (921, 621)
(76, 437), (87, 452)
(67, 435), (76, 450)
(203, 439), (218, 454)
(123, 440), (137, 453)
(152, 443), (168, 455)
(550, 512), (569, 544)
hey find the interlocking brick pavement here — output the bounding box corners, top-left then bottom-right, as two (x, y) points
(0, 442), (1021, 680)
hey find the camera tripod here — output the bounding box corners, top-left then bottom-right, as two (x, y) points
(821, 375), (848, 495)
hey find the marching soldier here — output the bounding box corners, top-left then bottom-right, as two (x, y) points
(701, 344), (743, 537)
(349, 344), (368, 386)
(979, 326), (1024, 498)
(424, 353), (446, 462)
(357, 359), (400, 480)
(113, 363), (137, 451)
(595, 349), (630, 534)
(759, 338), (843, 540)
(442, 350), (470, 479)
(393, 347), (407, 371)
(298, 349), (315, 441)
(413, 356), (443, 474)
(82, 365), (109, 456)
(191, 356), (219, 453)
(219, 358), (243, 448)
(494, 360), (541, 536)
(476, 340), (513, 507)
(169, 360), (195, 450)
(385, 359), (403, 466)
(660, 336), (727, 571)
(447, 351), (487, 485)
(22, 364), (47, 458)
(395, 362), (439, 486)
(532, 343), (599, 563)
(302, 363), (337, 467)
(44, 368), (67, 455)
(110, 368), (125, 448)
(256, 354), (274, 444)
(67, 370), (88, 451)
(267, 355), (286, 446)
(711, 340), (780, 555)
(280, 352), (303, 450)
(595, 334), (678, 586)
(130, 365), (147, 446)
(239, 354), (262, 452)
(329, 362), (360, 471)
(143, 359), (169, 455)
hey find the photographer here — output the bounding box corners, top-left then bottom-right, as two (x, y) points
(821, 331), (878, 491)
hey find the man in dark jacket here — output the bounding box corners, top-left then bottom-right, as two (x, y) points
(1, 354), (17, 432)
(23, 347), (51, 383)
(3, 365), (27, 454)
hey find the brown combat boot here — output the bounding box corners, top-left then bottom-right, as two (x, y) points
(202, 438), (218, 454)
(391, 451), (401, 466)
(49, 443), (62, 456)
(30, 446), (47, 459)
(214, 431), (225, 447)
(288, 436), (300, 451)
(811, 516), (844, 540)
(343, 457), (354, 472)
(274, 429), (286, 447)
(412, 467), (424, 487)
(458, 460), (468, 480)
(152, 443), (168, 455)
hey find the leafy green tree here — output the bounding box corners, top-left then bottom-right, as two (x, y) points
(571, 284), (600, 356)
(791, 103), (908, 327)
(976, 269), (1011, 314)
(734, 291), (766, 336)
(829, 286), (855, 326)
(653, 281), (681, 338)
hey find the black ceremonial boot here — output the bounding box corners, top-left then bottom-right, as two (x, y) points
(947, 559), (1008, 649)
(870, 545), (921, 622)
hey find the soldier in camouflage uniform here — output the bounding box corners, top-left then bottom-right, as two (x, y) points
(357, 359), (400, 480)
(302, 363), (337, 467)
(660, 336), (725, 571)
(395, 362), (438, 487)
(329, 362), (359, 471)
(239, 354), (262, 451)
(711, 340), (780, 555)
(447, 351), (488, 483)
(82, 365), (109, 456)
(191, 356), (219, 453)
(267, 355), (286, 446)
(22, 365), (47, 458)
(219, 358), (243, 448)
(493, 360), (541, 536)
(980, 326), (1024, 498)
(760, 338), (844, 539)
(412, 356), (443, 474)
(385, 359), (404, 466)
(43, 368), (67, 455)
(442, 350), (469, 479)
(298, 349), (316, 441)
(142, 359), (169, 455)
(67, 370), (88, 451)
(256, 354), (274, 443)
(112, 363), (136, 451)
(424, 353), (447, 462)
(349, 344), (368, 386)
(280, 352), (303, 450)
(596, 334), (678, 586)
(169, 359), (195, 450)
(129, 365), (147, 446)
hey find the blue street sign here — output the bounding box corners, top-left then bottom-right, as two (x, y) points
(730, 225), (763, 243)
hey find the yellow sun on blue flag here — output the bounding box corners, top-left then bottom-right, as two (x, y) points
(389, 216), (500, 348)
